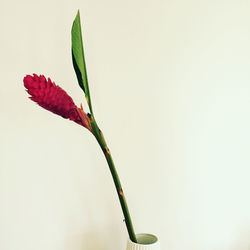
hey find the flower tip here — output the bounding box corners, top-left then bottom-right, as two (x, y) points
(23, 74), (34, 89)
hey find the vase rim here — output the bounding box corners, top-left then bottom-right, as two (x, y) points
(128, 233), (159, 245)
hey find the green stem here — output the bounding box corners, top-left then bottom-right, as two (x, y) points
(90, 117), (137, 243)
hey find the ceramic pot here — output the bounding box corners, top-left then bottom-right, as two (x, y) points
(126, 233), (160, 250)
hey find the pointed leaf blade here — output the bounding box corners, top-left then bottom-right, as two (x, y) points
(71, 11), (92, 112)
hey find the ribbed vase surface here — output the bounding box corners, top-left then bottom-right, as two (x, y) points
(126, 234), (160, 250)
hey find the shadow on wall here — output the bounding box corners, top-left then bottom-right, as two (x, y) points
(63, 231), (110, 250)
(229, 227), (250, 250)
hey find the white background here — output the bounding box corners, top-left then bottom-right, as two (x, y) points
(0, 0), (250, 250)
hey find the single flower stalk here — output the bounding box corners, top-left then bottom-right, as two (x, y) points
(23, 74), (91, 131)
(23, 10), (138, 244)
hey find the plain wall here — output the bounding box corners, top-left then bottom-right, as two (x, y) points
(1, 0), (250, 249)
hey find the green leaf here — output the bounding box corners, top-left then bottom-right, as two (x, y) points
(71, 10), (93, 113)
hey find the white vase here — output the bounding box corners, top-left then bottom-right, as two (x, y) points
(126, 233), (160, 250)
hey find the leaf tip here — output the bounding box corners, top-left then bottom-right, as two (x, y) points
(75, 9), (81, 21)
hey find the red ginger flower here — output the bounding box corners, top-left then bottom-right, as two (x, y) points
(23, 74), (91, 130)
